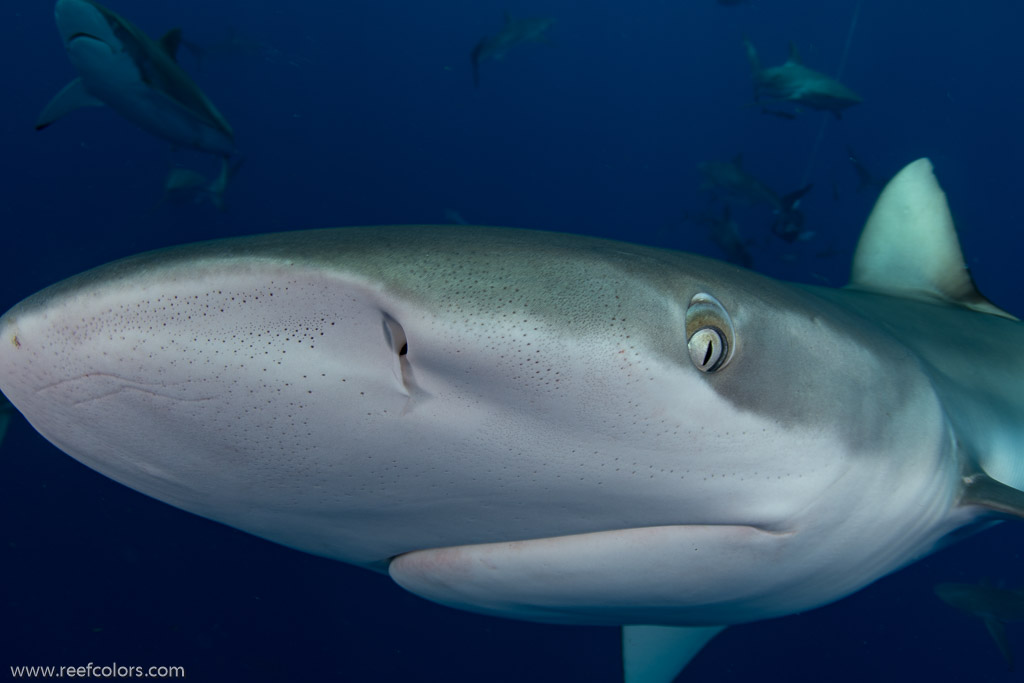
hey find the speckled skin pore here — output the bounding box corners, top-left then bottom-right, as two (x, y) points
(0, 225), (1017, 627)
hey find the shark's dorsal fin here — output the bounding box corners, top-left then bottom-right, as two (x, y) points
(786, 42), (802, 64)
(159, 28), (183, 61)
(622, 625), (724, 683)
(847, 158), (1017, 320)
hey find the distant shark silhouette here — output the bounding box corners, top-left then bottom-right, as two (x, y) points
(936, 581), (1024, 670)
(687, 205), (753, 269)
(471, 14), (554, 87)
(36, 0), (236, 205)
(744, 40), (862, 119)
(698, 155), (813, 242)
(161, 160), (241, 210)
(0, 395), (12, 450)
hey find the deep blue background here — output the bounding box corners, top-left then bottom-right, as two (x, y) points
(2, 1), (1023, 681)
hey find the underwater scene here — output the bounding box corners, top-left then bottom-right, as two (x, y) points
(2, 0), (1024, 681)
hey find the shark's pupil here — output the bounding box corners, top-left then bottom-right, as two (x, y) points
(399, 343), (408, 356)
(703, 341), (714, 366)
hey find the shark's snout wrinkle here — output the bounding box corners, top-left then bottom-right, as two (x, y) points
(2, 160), (1024, 682)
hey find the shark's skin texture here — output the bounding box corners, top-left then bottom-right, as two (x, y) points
(1, 160), (1022, 682)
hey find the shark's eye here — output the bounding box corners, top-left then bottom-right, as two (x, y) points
(685, 293), (734, 373)
(688, 327), (726, 371)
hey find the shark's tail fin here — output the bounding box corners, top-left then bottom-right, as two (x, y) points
(162, 158), (240, 210)
(207, 157), (242, 210)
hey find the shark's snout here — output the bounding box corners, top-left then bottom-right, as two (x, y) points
(55, 0), (117, 48)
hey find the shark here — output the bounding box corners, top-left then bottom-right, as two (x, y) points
(471, 14), (554, 87)
(161, 159), (241, 210)
(1, 158), (1024, 683)
(743, 40), (862, 119)
(36, 0), (236, 204)
(935, 581), (1024, 669)
(698, 155), (813, 242)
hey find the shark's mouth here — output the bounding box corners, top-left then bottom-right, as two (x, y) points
(66, 31), (104, 43)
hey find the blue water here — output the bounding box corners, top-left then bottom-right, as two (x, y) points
(2, 0), (1023, 680)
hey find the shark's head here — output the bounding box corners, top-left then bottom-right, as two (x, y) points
(0, 196), (967, 627)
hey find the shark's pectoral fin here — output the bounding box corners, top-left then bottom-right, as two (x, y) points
(35, 78), (104, 130)
(623, 624), (725, 683)
(847, 158), (1016, 319)
(960, 470), (1024, 519)
(390, 525), (777, 681)
(983, 617), (1015, 670)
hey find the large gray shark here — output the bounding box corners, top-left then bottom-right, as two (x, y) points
(36, 0), (235, 201)
(936, 581), (1024, 669)
(471, 14), (554, 87)
(744, 40), (862, 119)
(1, 159), (1023, 683)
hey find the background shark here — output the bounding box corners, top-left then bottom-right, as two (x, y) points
(36, 0), (236, 203)
(471, 14), (554, 87)
(744, 40), (862, 119)
(935, 581), (1024, 669)
(2, 159), (1024, 682)
(685, 205), (753, 268)
(698, 155), (813, 242)
(0, 395), (13, 451)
